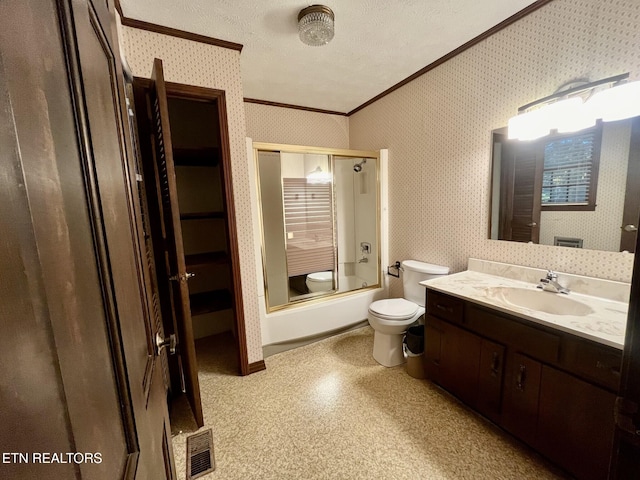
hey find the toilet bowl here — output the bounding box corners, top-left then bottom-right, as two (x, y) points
(306, 271), (334, 293)
(368, 260), (449, 367)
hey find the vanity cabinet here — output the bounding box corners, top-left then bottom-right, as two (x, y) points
(424, 289), (621, 480)
(502, 353), (542, 446)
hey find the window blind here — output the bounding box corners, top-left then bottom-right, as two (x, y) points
(282, 178), (335, 277)
(541, 131), (595, 205)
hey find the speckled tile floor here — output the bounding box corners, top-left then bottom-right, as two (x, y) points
(170, 327), (566, 480)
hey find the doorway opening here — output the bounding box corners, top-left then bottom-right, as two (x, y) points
(130, 61), (249, 432)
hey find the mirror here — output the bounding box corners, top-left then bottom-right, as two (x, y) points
(255, 144), (380, 311)
(490, 116), (640, 252)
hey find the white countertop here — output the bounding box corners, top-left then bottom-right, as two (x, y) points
(420, 267), (629, 350)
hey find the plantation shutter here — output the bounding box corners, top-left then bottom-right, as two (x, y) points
(282, 178), (335, 277)
(541, 131), (596, 205)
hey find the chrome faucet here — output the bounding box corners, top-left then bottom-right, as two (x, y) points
(537, 270), (570, 294)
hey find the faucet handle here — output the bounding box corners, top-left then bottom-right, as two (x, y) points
(546, 270), (557, 280)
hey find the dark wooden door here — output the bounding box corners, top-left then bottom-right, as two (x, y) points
(610, 200), (640, 477)
(619, 117), (640, 253)
(501, 353), (541, 446)
(438, 320), (482, 408)
(0, 0), (173, 478)
(537, 366), (615, 480)
(476, 339), (505, 423)
(147, 58), (204, 427)
(499, 141), (542, 243)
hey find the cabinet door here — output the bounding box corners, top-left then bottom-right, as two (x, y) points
(502, 353), (541, 446)
(424, 316), (443, 383)
(477, 339), (505, 422)
(537, 366), (616, 480)
(439, 320), (482, 408)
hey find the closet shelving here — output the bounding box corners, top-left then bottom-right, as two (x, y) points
(174, 143), (233, 331)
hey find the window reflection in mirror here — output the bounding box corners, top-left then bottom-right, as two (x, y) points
(489, 117), (640, 252)
(255, 144), (380, 311)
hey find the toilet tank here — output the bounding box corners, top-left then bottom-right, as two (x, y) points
(402, 260), (449, 306)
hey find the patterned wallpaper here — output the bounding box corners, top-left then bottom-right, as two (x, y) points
(244, 102), (349, 148)
(121, 0), (640, 358)
(121, 27), (263, 364)
(349, 0), (640, 296)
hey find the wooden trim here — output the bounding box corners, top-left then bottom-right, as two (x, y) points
(121, 17), (243, 52)
(215, 90), (252, 377)
(248, 360), (266, 374)
(244, 98), (347, 116)
(620, 117), (640, 252)
(113, 0), (123, 18)
(347, 0), (555, 116)
(153, 80), (251, 376)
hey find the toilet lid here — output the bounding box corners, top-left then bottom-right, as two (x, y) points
(307, 271), (333, 282)
(369, 298), (418, 318)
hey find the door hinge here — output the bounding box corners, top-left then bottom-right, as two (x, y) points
(614, 396), (640, 436)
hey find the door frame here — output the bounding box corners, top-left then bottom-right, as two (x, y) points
(134, 77), (250, 376)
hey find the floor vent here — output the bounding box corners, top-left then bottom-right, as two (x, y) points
(186, 429), (215, 479)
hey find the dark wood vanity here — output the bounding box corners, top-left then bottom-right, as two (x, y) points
(424, 288), (621, 480)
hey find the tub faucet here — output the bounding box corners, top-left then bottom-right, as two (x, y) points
(537, 270), (570, 294)
(358, 256), (368, 263)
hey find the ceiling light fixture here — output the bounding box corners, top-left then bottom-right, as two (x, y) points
(508, 73), (640, 141)
(298, 5), (334, 46)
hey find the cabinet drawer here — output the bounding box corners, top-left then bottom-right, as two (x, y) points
(467, 305), (560, 364)
(561, 337), (622, 391)
(426, 290), (464, 324)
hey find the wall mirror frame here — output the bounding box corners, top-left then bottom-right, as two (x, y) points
(253, 142), (381, 312)
(489, 116), (640, 253)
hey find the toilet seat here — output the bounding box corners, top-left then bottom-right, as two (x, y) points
(368, 298), (418, 320)
(306, 271), (333, 283)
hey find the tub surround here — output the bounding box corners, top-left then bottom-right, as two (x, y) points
(421, 258), (630, 349)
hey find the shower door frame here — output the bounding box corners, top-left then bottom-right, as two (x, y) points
(253, 143), (381, 313)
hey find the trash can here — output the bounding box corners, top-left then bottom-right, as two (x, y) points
(404, 325), (425, 379)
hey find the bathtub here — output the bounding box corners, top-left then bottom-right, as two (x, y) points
(259, 285), (387, 347)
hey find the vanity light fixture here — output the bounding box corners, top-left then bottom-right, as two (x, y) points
(298, 5), (334, 46)
(508, 73), (640, 141)
(306, 165), (331, 183)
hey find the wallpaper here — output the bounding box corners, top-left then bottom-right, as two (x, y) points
(121, 26), (263, 364)
(349, 0), (640, 296)
(244, 102), (349, 148)
(121, 0), (640, 360)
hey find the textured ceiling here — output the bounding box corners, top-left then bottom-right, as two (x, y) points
(119, 0), (539, 113)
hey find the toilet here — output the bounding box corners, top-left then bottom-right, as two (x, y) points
(368, 260), (449, 367)
(306, 271), (334, 293)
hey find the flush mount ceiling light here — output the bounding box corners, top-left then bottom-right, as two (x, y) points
(508, 73), (640, 141)
(298, 5), (334, 46)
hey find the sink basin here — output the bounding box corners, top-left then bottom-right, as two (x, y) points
(485, 287), (594, 316)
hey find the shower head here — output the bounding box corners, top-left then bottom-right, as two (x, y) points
(353, 159), (367, 172)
